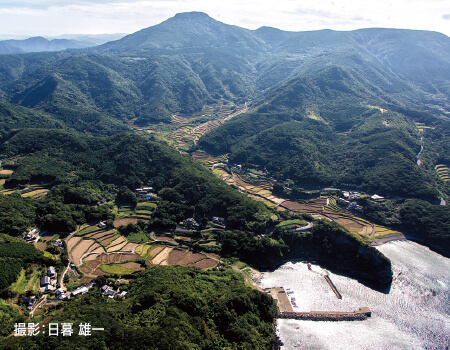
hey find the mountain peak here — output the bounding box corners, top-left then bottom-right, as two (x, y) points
(172, 12), (212, 20)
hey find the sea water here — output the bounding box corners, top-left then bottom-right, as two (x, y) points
(258, 241), (450, 350)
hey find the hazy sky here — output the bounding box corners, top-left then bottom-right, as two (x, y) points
(0, 0), (449, 38)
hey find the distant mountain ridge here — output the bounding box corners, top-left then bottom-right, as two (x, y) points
(0, 36), (95, 54)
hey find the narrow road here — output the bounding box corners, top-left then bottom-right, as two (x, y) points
(231, 266), (264, 292)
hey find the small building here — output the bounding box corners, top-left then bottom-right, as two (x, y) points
(347, 202), (363, 212)
(371, 194), (385, 201)
(97, 198), (107, 205)
(212, 216), (225, 224)
(97, 221), (106, 228)
(71, 286), (88, 297)
(48, 266), (56, 278)
(101, 285), (110, 294)
(342, 191), (350, 199)
(40, 276), (51, 286)
(55, 288), (66, 299)
(184, 218), (199, 230)
(23, 229), (38, 242)
(23, 297), (36, 310)
(106, 290), (117, 299)
(43, 285), (55, 292)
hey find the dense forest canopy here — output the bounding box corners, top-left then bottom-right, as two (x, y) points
(1, 266), (278, 349)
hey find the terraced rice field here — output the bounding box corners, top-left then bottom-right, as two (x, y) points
(71, 240), (97, 265)
(107, 239), (128, 252)
(135, 244), (151, 257)
(113, 218), (148, 227)
(121, 262), (143, 270)
(189, 259), (218, 269)
(67, 236), (83, 254)
(435, 164), (450, 182)
(21, 189), (49, 198)
(167, 249), (188, 264)
(415, 122), (433, 132)
(175, 252), (208, 266)
(147, 246), (165, 259)
(152, 247), (172, 265)
(119, 253), (140, 262)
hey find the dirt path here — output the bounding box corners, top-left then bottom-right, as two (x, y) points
(59, 263), (70, 290)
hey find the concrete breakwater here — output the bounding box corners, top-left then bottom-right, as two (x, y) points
(277, 307), (371, 321)
(324, 274), (342, 299)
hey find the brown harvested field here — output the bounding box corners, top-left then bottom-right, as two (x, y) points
(98, 234), (118, 247)
(113, 218), (148, 228)
(92, 268), (108, 276)
(189, 259), (218, 269)
(72, 240), (96, 265)
(121, 262), (142, 270)
(168, 249), (187, 265)
(107, 236), (126, 248)
(77, 276), (95, 284)
(147, 246), (164, 259)
(80, 265), (92, 274)
(39, 233), (55, 242)
(84, 242), (102, 256)
(152, 247), (172, 265)
(91, 230), (114, 240)
(121, 242), (138, 252)
(280, 199), (326, 213)
(67, 236), (83, 253)
(107, 241), (128, 252)
(206, 253), (220, 259)
(154, 235), (174, 241)
(0, 179), (5, 186)
(99, 253), (120, 263)
(84, 253), (101, 261)
(99, 253), (112, 263)
(35, 242), (47, 251)
(119, 253), (140, 262)
(87, 260), (102, 269)
(0, 170), (13, 175)
(176, 252), (208, 266)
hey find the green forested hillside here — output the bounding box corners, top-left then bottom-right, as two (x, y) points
(0, 129), (271, 232)
(1, 266), (277, 349)
(0, 100), (66, 141)
(200, 67), (442, 199)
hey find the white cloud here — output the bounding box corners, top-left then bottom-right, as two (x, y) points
(0, 0), (448, 37)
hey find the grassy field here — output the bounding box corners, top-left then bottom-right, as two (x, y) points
(276, 219), (308, 227)
(10, 269), (27, 294)
(99, 264), (135, 275)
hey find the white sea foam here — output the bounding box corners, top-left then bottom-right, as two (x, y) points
(259, 241), (450, 350)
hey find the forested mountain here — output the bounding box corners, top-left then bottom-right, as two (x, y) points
(1, 12), (450, 134)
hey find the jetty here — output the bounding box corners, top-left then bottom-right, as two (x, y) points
(277, 307), (372, 321)
(324, 275), (342, 299)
